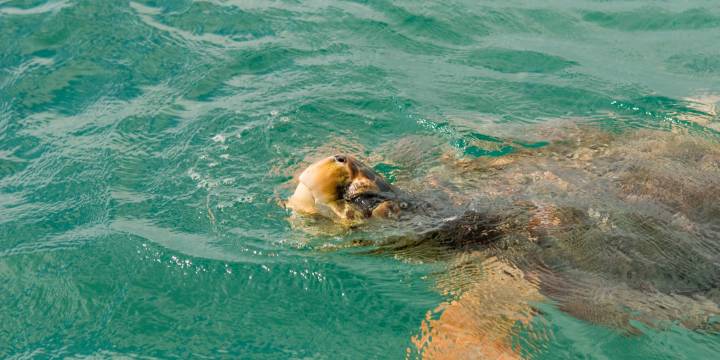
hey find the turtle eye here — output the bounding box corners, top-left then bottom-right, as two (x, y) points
(334, 155), (346, 163)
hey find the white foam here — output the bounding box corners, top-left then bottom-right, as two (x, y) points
(0, 0), (71, 15)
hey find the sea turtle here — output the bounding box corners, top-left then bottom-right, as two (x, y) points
(284, 123), (720, 359)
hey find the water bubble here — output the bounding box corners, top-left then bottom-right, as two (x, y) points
(188, 169), (201, 180)
(235, 195), (255, 203)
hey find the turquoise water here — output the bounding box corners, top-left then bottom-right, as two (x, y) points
(2, 0), (720, 358)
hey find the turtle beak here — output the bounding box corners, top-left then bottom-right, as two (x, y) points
(287, 156), (350, 215)
(297, 156), (346, 204)
(286, 182), (318, 214)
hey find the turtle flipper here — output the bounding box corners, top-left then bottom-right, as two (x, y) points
(412, 256), (543, 359)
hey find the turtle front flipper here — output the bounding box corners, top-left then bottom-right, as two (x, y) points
(411, 256), (544, 359)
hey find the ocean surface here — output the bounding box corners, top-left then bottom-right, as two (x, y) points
(2, 0), (720, 358)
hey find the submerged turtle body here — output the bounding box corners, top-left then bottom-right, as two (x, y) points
(285, 125), (720, 358)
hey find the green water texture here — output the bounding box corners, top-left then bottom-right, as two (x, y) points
(2, 0), (720, 358)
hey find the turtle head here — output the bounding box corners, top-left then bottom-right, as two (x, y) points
(287, 154), (401, 222)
